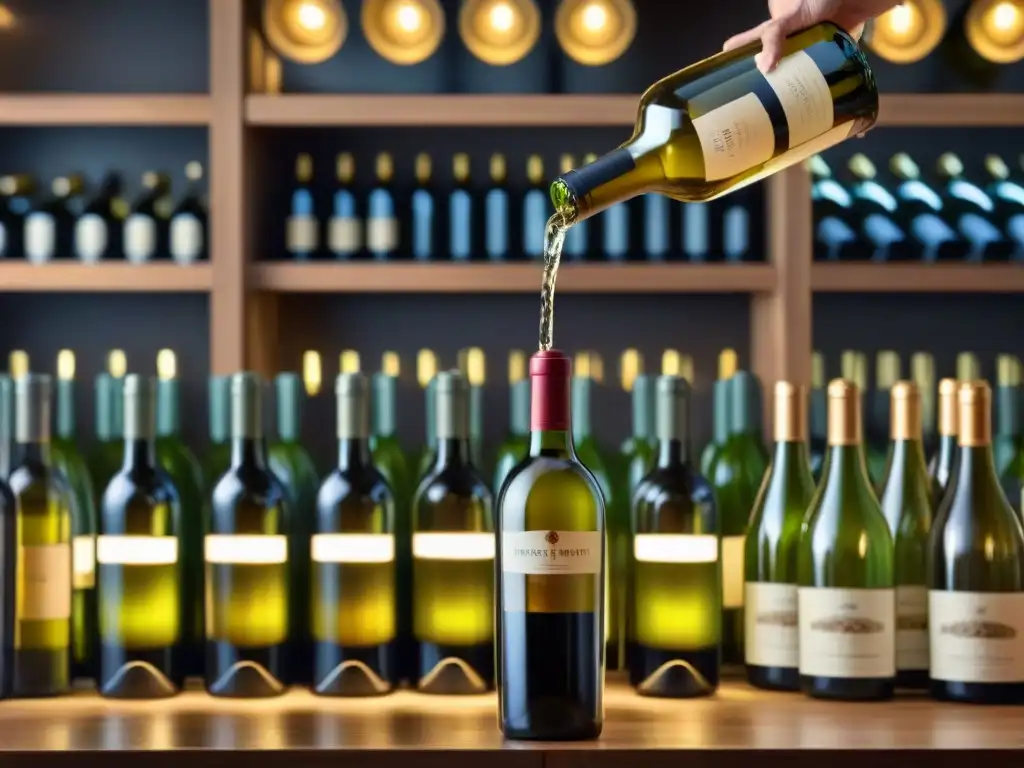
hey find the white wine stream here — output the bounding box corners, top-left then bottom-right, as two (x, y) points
(539, 212), (570, 352)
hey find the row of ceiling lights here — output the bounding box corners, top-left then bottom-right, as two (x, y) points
(263, 0), (637, 67)
(868, 0), (1024, 64)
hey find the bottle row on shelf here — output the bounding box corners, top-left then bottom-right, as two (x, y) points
(283, 151), (759, 264)
(812, 152), (1024, 263)
(0, 164), (208, 265)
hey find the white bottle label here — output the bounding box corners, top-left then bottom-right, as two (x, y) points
(929, 590), (1024, 683)
(286, 214), (319, 253)
(633, 533), (717, 563)
(72, 534), (96, 589)
(896, 584), (929, 671)
(74, 213), (107, 263)
(502, 530), (602, 575)
(124, 213), (156, 262)
(328, 216), (363, 256)
(311, 533), (394, 563)
(412, 532), (495, 561)
(170, 212), (203, 264)
(204, 534), (288, 564)
(96, 535), (179, 565)
(798, 586), (896, 679)
(693, 50), (834, 181)
(24, 212), (56, 263)
(745, 582), (798, 668)
(722, 534), (745, 608)
(366, 217), (398, 255)
(19, 543), (72, 621)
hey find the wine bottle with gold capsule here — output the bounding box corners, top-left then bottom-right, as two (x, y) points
(287, 154), (317, 261)
(993, 355), (1022, 480)
(928, 378), (959, 505)
(810, 351), (827, 481)
(367, 153), (398, 261)
(798, 379), (895, 701)
(928, 381), (1024, 704)
(410, 153), (441, 262)
(879, 381), (932, 689)
(328, 152), (362, 261)
(449, 153), (475, 262)
(957, 352), (981, 384)
(745, 382), (815, 690)
(559, 155), (588, 261)
(523, 155), (547, 261)
(484, 153), (509, 262)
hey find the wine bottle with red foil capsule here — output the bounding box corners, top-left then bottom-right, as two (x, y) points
(496, 350), (605, 741)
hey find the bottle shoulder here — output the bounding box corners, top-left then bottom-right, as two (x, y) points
(211, 463), (290, 511)
(317, 466), (393, 508)
(416, 461), (492, 504)
(101, 467), (180, 516)
(498, 454), (604, 530)
(8, 460), (71, 500)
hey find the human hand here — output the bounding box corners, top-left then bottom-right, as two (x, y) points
(723, 0), (904, 73)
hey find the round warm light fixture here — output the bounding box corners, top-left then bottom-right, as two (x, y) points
(965, 0), (1024, 63)
(865, 0), (946, 63)
(555, 0), (636, 66)
(263, 0), (347, 64)
(362, 0), (446, 65)
(458, 0), (541, 66)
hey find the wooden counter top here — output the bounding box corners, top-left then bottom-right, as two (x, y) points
(0, 676), (1020, 767)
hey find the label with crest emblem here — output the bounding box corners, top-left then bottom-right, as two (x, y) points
(501, 530), (602, 575)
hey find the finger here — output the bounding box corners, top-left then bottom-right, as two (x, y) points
(755, 16), (791, 73)
(723, 20), (770, 52)
(847, 21), (866, 40)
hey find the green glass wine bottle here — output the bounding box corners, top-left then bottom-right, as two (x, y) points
(414, 349), (439, 486)
(90, 370), (124, 501)
(154, 349), (205, 679)
(798, 379), (895, 701)
(993, 355), (1021, 479)
(744, 381), (815, 691)
(51, 350), (97, 682)
(809, 351), (827, 481)
(868, 350), (900, 489)
(878, 381), (932, 690)
(928, 381), (1024, 704)
(928, 379), (959, 506)
(492, 351), (530, 495)
(700, 349), (737, 477)
(911, 352), (937, 458)
(203, 375), (231, 494)
(621, 374), (656, 502)
(458, 347), (488, 475)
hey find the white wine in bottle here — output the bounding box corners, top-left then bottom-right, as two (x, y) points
(552, 23), (877, 221)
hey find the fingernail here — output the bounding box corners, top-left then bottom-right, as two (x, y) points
(755, 53), (770, 72)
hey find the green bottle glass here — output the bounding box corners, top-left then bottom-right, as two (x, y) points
(878, 381), (932, 690)
(154, 352), (206, 679)
(911, 352), (937, 458)
(700, 378), (730, 478)
(493, 378), (530, 495)
(203, 376), (232, 494)
(744, 381), (815, 691)
(459, 347), (488, 476)
(90, 373), (124, 500)
(620, 374), (656, 503)
(928, 379), (959, 506)
(994, 355), (1021, 481)
(369, 370), (412, 682)
(809, 352), (827, 481)
(415, 377), (438, 486)
(51, 352), (97, 682)
(0, 374), (12, 478)
(928, 381), (1024, 704)
(572, 369), (622, 671)
(268, 373), (320, 684)
(797, 379), (895, 701)
(867, 351), (900, 490)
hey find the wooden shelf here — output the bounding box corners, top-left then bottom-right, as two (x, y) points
(812, 263), (1024, 293)
(0, 263), (213, 293)
(0, 95), (211, 126)
(876, 93), (1024, 127)
(246, 94), (637, 127)
(253, 262), (777, 294)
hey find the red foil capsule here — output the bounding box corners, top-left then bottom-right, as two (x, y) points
(530, 349), (571, 432)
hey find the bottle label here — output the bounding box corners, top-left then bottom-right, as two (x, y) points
(72, 534), (96, 589)
(366, 217), (398, 256)
(929, 590), (1024, 683)
(412, 531), (495, 561)
(24, 211), (56, 263)
(798, 586), (896, 678)
(693, 50), (839, 181)
(0, 221), (6, 256)
(286, 214), (319, 254)
(96, 534), (179, 565)
(745, 581), (798, 668)
(722, 534), (745, 608)
(502, 530), (602, 575)
(311, 533), (394, 563)
(204, 534), (288, 564)
(170, 212), (204, 264)
(18, 543), (72, 621)
(124, 213), (157, 262)
(74, 213), (108, 263)
(328, 216), (362, 257)
(896, 584), (929, 671)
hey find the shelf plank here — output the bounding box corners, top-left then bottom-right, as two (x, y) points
(254, 263), (776, 294)
(246, 94), (636, 126)
(813, 264), (1024, 293)
(0, 263), (212, 292)
(877, 94), (1024, 127)
(0, 95), (211, 126)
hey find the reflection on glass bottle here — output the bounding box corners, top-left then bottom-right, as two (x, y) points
(328, 153), (361, 261)
(889, 152), (969, 262)
(367, 153), (399, 262)
(809, 155), (869, 261)
(0, 174), (34, 260)
(936, 152), (1015, 262)
(449, 153), (474, 262)
(170, 162), (207, 265)
(485, 153), (509, 262)
(25, 175), (84, 264)
(523, 155), (547, 261)
(983, 154), (1024, 254)
(560, 154), (588, 262)
(410, 153), (439, 262)
(845, 154), (915, 261)
(75, 173), (124, 264)
(286, 153), (318, 261)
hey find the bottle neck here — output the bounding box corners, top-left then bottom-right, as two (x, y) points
(17, 440), (52, 467)
(231, 437), (267, 468)
(888, 436), (928, 477)
(156, 379), (179, 438)
(996, 385), (1020, 437)
(435, 436), (471, 467)
(936, 433), (958, 466)
(509, 380), (530, 437)
(372, 375), (398, 438)
(657, 437), (690, 468)
(955, 444), (1002, 497)
(571, 377), (592, 440)
(276, 376), (301, 443)
(529, 428), (574, 458)
(821, 442), (872, 488)
(338, 436), (371, 470)
(553, 147), (644, 223)
(123, 437), (157, 470)
(55, 379), (75, 439)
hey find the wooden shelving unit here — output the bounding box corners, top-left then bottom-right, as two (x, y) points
(0, 0), (1022, 386)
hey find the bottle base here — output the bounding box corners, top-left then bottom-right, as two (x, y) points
(800, 674), (895, 701)
(502, 720), (602, 742)
(629, 645), (718, 698)
(746, 664), (799, 691)
(99, 643), (183, 699)
(313, 642), (395, 697)
(930, 679), (1024, 704)
(10, 649), (69, 698)
(415, 641), (494, 695)
(205, 641), (288, 698)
